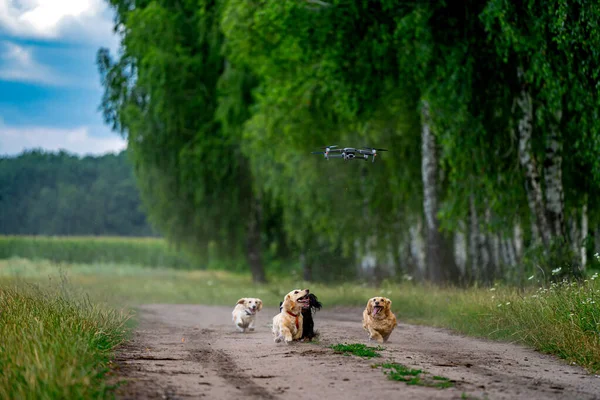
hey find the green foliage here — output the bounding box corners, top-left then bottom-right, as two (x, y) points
(377, 363), (454, 388)
(95, 0), (600, 284)
(0, 236), (194, 269)
(0, 282), (129, 399)
(0, 150), (153, 237)
(330, 343), (383, 358)
(98, 0), (264, 265)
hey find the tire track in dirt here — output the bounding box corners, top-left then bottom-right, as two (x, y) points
(188, 346), (276, 399)
(113, 304), (600, 400)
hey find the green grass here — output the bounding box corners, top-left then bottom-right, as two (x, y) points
(378, 363), (454, 388)
(330, 343), (384, 358)
(0, 235), (193, 269)
(0, 280), (130, 399)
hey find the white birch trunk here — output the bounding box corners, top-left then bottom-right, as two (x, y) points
(409, 219), (426, 279)
(544, 110), (566, 239)
(485, 208), (499, 280)
(513, 223), (523, 261)
(516, 67), (551, 247)
(421, 100), (442, 282)
(454, 222), (467, 276)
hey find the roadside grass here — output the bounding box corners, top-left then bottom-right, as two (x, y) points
(0, 279), (130, 399)
(330, 343), (384, 358)
(2, 257), (599, 373)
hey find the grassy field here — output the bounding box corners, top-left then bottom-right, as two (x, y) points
(0, 235), (194, 269)
(2, 256), (599, 374)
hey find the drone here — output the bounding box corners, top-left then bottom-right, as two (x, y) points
(311, 145), (388, 163)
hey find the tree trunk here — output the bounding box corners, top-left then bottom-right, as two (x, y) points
(516, 67), (551, 248)
(454, 222), (467, 278)
(581, 197), (588, 270)
(421, 100), (459, 284)
(468, 194), (480, 282)
(246, 196), (266, 283)
(409, 219), (426, 280)
(596, 227), (600, 254)
(568, 210), (579, 257)
(513, 222), (523, 261)
(300, 251), (312, 282)
(544, 109), (566, 239)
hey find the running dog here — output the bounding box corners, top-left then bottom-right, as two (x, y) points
(232, 297), (263, 333)
(272, 289), (310, 344)
(280, 292), (322, 341)
(362, 296), (397, 343)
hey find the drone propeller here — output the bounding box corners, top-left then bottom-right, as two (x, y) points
(320, 145), (338, 149)
(311, 151), (326, 154)
(361, 147), (388, 151)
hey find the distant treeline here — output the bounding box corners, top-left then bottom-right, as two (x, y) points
(0, 150), (155, 237)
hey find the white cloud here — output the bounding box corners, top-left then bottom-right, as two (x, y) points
(0, 125), (127, 156)
(0, 0), (117, 47)
(0, 41), (63, 85)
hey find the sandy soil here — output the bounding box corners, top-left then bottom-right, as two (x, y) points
(112, 304), (600, 400)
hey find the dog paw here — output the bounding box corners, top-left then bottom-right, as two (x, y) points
(249, 328), (255, 331)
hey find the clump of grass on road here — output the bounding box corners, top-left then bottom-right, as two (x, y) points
(378, 363), (454, 388)
(0, 281), (130, 399)
(330, 343), (384, 358)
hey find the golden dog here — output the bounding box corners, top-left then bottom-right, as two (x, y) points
(232, 297), (263, 333)
(362, 296), (397, 343)
(272, 289), (310, 344)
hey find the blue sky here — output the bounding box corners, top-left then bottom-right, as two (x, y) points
(0, 0), (126, 156)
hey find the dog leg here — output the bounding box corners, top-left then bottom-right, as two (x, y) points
(248, 319), (255, 332)
(367, 327), (384, 343)
(234, 316), (247, 333)
(281, 326), (294, 344)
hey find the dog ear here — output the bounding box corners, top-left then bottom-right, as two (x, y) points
(386, 298), (392, 309)
(366, 298), (373, 314)
(236, 298), (246, 305)
(256, 299), (263, 311)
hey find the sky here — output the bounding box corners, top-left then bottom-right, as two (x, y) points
(0, 0), (127, 157)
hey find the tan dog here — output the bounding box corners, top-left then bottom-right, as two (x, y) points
(232, 298), (263, 333)
(362, 296), (397, 343)
(272, 289), (310, 344)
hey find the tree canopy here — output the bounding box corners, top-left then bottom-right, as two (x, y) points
(98, 0), (600, 284)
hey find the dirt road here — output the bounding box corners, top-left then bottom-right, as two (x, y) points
(113, 304), (600, 400)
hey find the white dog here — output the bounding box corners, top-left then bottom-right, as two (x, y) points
(232, 297), (263, 333)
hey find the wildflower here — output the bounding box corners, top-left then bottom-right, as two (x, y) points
(490, 287), (496, 291)
(531, 295), (538, 298)
(505, 302), (511, 306)
(491, 295), (495, 299)
(552, 267), (562, 275)
(497, 304), (502, 307)
(528, 275), (534, 280)
(569, 313), (574, 317)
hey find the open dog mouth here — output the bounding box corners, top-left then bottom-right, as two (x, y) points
(297, 295), (310, 308)
(246, 308), (256, 315)
(372, 305), (383, 316)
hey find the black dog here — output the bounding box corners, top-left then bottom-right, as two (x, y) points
(279, 293), (322, 341)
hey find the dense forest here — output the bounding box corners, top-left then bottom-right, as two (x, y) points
(97, 0), (600, 284)
(0, 150), (154, 237)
